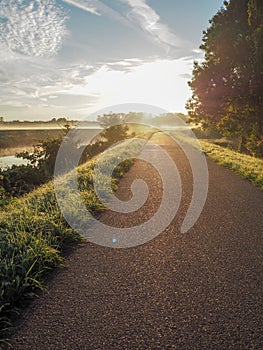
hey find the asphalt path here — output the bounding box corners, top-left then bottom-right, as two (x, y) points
(10, 133), (263, 349)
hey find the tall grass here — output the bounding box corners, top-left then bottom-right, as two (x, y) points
(0, 137), (146, 341)
(201, 141), (263, 190)
(168, 129), (263, 190)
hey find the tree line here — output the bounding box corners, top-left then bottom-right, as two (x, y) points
(186, 0), (262, 156)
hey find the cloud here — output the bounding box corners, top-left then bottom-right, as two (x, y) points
(61, 0), (184, 53)
(72, 57), (193, 114)
(0, 0), (68, 58)
(62, 0), (101, 15)
(0, 56), (97, 109)
(62, 0), (134, 28)
(0, 56), (194, 120)
(105, 58), (144, 72)
(119, 0), (180, 50)
(41, 93), (99, 107)
(178, 73), (191, 79)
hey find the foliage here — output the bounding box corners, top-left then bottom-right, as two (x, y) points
(186, 0), (263, 156)
(0, 134), (66, 203)
(192, 125), (223, 139)
(82, 116), (134, 162)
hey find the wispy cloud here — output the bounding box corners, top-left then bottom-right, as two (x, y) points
(120, 0), (179, 49)
(62, 0), (101, 15)
(61, 0), (181, 52)
(60, 0), (182, 49)
(0, 55), (193, 119)
(0, 57), (97, 108)
(0, 0), (68, 58)
(62, 0), (134, 27)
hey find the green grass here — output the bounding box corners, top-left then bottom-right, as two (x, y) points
(168, 129), (263, 190)
(201, 141), (263, 190)
(0, 137), (146, 342)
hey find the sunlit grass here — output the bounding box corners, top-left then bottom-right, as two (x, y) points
(167, 129), (263, 190)
(0, 136), (146, 341)
(201, 141), (263, 190)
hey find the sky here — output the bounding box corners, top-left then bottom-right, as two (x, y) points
(0, 0), (224, 121)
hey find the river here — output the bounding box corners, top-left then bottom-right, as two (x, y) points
(0, 155), (29, 170)
(0, 127), (102, 170)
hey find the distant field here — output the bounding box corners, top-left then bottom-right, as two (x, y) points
(0, 121), (100, 130)
(0, 129), (64, 149)
(0, 128), (102, 152)
(0, 147), (34, 158)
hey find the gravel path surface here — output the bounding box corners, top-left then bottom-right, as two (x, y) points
(10, 134), (263, 349)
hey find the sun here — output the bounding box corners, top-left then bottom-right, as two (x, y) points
(69, 58), (192, 116)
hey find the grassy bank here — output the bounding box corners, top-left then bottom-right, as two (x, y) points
(201, 141), (263, 190)
(0, 136), (146, 343)
(168, 129), (263, 191)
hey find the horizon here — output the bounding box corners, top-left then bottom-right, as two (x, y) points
(0, 0), (224, 121)
(0, 110), (188, 124)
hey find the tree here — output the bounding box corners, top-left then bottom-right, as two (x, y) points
(186, 0), (263, 156)
(97, 113), (125, 127)
(96, 113), (131, 145)
(81, 113), (133, 161)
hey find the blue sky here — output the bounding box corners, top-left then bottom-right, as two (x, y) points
(0, 0), (224, 120)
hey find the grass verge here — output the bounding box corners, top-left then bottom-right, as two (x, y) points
(167, 129), (263, 191)
(201, 140), (263, 190)
(0, 136), (146, 344)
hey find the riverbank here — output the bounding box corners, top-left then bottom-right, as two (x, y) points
(0, 136), (145, 344)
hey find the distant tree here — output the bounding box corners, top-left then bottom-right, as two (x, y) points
(16, 124), (79, 178)
(125, 112), (145, 123)
(96, 113), (131, 146)
(81, 113), (133, 161)
(0, 125), (80, 203)
(149, 113), (189, 126)
(97, 113), (126, 127)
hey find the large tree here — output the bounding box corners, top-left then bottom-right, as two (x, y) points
(186, 0), (263, 156)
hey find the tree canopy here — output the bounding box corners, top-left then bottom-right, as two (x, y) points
(186, 0), (263, 156)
